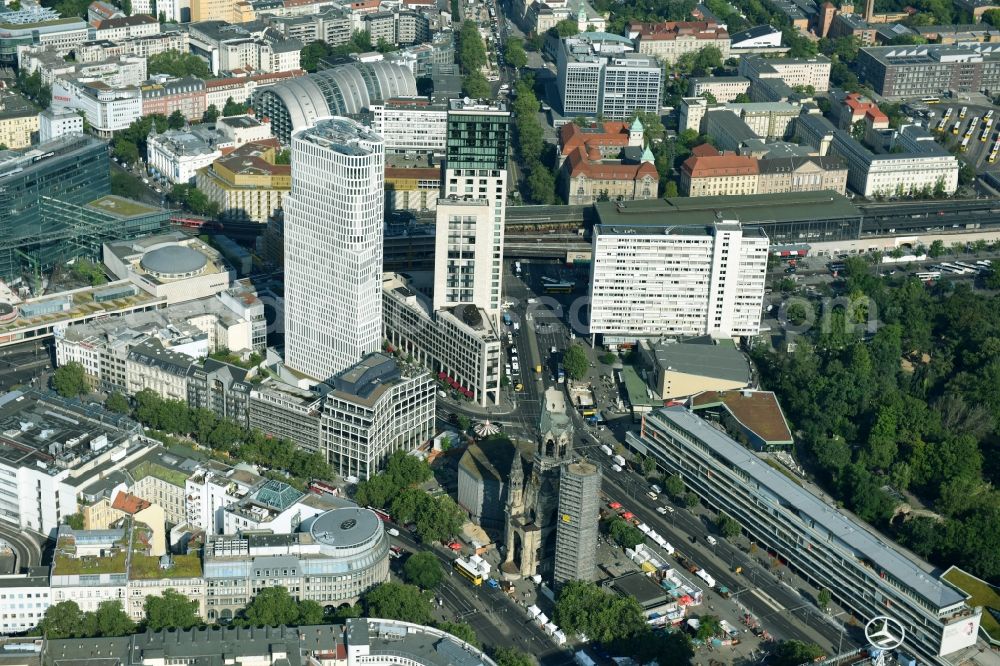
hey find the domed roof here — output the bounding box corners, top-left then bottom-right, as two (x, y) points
(141, 244), (207, 276)
(308, 507), (382, 549)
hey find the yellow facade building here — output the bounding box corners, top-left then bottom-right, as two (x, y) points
(0, 92), (39, 149)
(197, 140), (290, 222)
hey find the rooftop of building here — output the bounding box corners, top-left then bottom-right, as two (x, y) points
(730, 24), (781, 42)
(345, 619), (496, 666)
(128, 445), (202, 488)
(0, 133), (104, 180)
(0, 390), (141, 477)
(86, 195), (161, 219)
(689, 389), (793, 444)
(859, 41), (1000, 64)
(645, 336), (750, 384)
(208, 141), (289, 182)
(605, 571), (668, 607)
(306, 506), (382, 549)
(225, 478), (306, 522)
(565, 145), (658, 180)
(96, 13), (157, 28)
(559, 120), (638, 154)
(294, 116), (381, 154)
(0, 90), (37, 119)
(682, 146), (760, 177)
(217, 114), (267, 129)
(757, 153), (846, 172)
(148, 125), (226, 157)
(329, 352), (419, 405)
(448, 97), (508, 113)
(458, 436), (534, 483)
(650, 407), (967, 609)
(593, 190), (859, 230)
(628, 19), (729, 39)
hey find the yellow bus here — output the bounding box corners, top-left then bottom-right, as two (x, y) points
(453, 558), (483, 586)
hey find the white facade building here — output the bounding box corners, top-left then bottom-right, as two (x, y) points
(283, 117), (385, 383)
(589, 208), (769, 345)
(184, 464), (261, 535)
(830, 128), (958, 197)
(146, 127), (226, 184)
(38, 107), (84, 142)
(0, 569), (51, 635)
(369, 100), (447, 153)
(51, 78), (142, 136)
(321, 353), (435, 481)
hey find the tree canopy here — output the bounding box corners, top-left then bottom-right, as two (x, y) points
(240, 587), (323, 627)
(145, 589), (201, 631)
(756, 266), (1000, 583)
(403, 551), (444, 589)
(772, 640), (825, 666)
(553, 580), (647, 644)
(147, 50), (212, 79)
(40, 600), (134, 638)
(607, 516), (645, 549)
(562, 344), (589, 380)
(363, 582), (433, 625)
(52, 362), (88, 398)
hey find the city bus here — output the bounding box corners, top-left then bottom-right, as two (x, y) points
(960, 106), (968, 119)
(921, 96), (941, 104)
(453, 558), (484, 586)
(543, 281), (575, 294)
(914, 271), (941, 282)
(960, 136), (971, 151)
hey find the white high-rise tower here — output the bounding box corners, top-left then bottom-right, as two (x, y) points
(283, 117), (385, 382)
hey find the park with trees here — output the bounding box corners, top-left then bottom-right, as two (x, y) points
(756, 258), (1000, 583)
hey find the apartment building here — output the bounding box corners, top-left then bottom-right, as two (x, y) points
(75, 31), (189, 61)
(92, 14), (159, 40)
(856, 43), (1000, 97)
(557, 33), (663, 120)
(588, 204), (768, 345)
(189, 21), (302, 75)
(363, 9), (430, 46)
(738, 54), (832, 92)
(384, 166), (441, 213)
(141, 76), (206, 122)
(626, 20), (730, 64)
(38, 107), (83, 142)
(248, 378), (324, 453)
(627, 407), (983, 666)
(197, 140), (291, 222)
(830, 126), (958, 197)
(0, 91), (39, 149)
(320, 353), (435, 481)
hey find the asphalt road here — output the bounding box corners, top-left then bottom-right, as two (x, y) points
(389, 528), (574, 664)
(0, 520), (44, 573)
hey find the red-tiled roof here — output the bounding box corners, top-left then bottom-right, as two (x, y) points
(559, 121), (633, 155)
(681, 151), (759, 177)
(844, 92), (888, 123)
(691, 143), (720, 157)
(112, 492), (151, 515)
(565, 147), (658, 180)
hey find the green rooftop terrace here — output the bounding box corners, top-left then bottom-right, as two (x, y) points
(132, 460), (189, 488)
(942, 566), (1000, 643)
(87, 195), (161, 219)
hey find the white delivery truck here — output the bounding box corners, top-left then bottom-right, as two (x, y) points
(612, 454), (626, 467)
(600, 444), (613, 456)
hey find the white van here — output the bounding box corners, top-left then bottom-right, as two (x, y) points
(706, 536), (717, 546)
(388, 528), (400, 537)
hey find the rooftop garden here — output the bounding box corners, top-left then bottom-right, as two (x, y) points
(130, 553), (202, 580)
(942, 567), (1000, 640)
(131, 460), (189, 488)
(53, 550), (126, 576)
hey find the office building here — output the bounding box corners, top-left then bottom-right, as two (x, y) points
(320, 353), (435, 481)
(856, 42), (1000, 97)
(197, 141), (291, 222)
(688, 76), (751, 102)
(636, 336), (751, 401)
(738, 54), (832, 92)
(21, 47), (149, 88)
(436, 99), (510, 317)
(283, 117), (384, 383)
(553, 459), (601, 584)
(140, 75), (206, 122)
(369, 98), (448, 154)
(146, 124), (226, 184)
(0, 135), (111, 281)
(205, 506), (390, 615)
(385, 166), (442, 213)
(0, 15), (88, 68)
(50, 78), (143, 135)
(682, 143), (847, 196)
(625, 20), (731, 64)
(38, 107), (84, 142)
(383, 272), (502, 406)
(588, 204), (769, 345)
(188, 21), (302, 75)
(0, 567), (51, 634)
(248, 378), (324, 453)
(557, 33), (663, 120)
(830, 125), (958, 197)
(253, 62), (416, 142)
(628, 407), (983, 665)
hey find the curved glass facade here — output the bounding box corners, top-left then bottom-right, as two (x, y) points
(254, 62), (417, 142)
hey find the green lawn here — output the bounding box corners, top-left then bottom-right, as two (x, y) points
(130, 553), (202, 580)
(942, 566), (1000, 640)
(53, 551), (127, 576)
(131, 461), (188, 488)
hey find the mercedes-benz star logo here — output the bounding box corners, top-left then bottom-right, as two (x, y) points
(865, 616), (905, 651)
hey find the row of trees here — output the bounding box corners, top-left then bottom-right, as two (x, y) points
(456, 21), (490, 98)
(354, 451), (464, 542)
(554, 581), (694, 663)
(756, 259), (1000, 582)
(511, 78), (559, 203)
(129, 388), (332, 486)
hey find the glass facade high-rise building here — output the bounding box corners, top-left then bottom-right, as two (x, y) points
(0, 134), (116, 280)
(283, 117), (385, 383)
(434, 99), (510, 318)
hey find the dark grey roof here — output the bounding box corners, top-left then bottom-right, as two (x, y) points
(127, 340), (196, 374)
(331, 353), (399, 398)
(731, 24), (780, 42)
(650, 336), (750, 384)
(307, 507), (382, 549)
(140, 244), (207, 274)
(705, 110), (757, 142)
(757, 155), (846, 173)
(650, 407), (966, 610)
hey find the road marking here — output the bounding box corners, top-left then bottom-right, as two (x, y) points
(751, 588), (785, 612)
